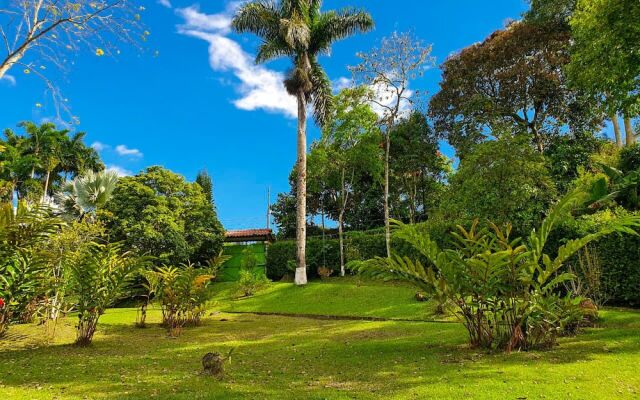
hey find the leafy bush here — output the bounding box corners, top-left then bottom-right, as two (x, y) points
(619, 143), (640, 172)
(0, 202), (60, 337)
(237, 269), (269, 297)
(442, 136), (557, 237)
(150, 263), (215, 336)
(351, 187), (640, 351)
(266, 227), (451, 281)
(67, 242), (143, 346)
(573, 209), (640, 306)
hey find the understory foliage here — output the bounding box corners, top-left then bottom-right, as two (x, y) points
(351, 186), (640, 351)
(148, 263), (216, 336)
(67, 242), (144, 346)
(0, 202), (60, 336)
(237, 269), (270, 297)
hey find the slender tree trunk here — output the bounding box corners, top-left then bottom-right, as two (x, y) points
(339, 168), (347, 277)
(294, 90), (308, 286)
(624, 116), (636, 146)
(42, 169), (51, 203)
(611, 113), (623, 148)
(338, 211), (345, 277)
(384, 131), (391, 258)
(531, 125), (544, 153)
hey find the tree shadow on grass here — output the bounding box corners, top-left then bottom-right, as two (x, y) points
(0, 310), (638, 399)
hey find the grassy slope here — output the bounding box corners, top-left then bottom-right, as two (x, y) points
(211, 278), (445, 320)
(0, 283), (639, 399)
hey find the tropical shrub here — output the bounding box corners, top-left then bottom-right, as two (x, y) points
(237, 269), (269, 297)
(0, 202), (60, 337)
(351, 187), (640, 351)
(67, 242), (143, 346)
(152, 263), (215, 336)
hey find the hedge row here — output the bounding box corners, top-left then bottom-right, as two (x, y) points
(269, 214), (640, 307)
(266, 232), (387, 280)
(266, 226), (438, 280)
(548, 210), (640, 307)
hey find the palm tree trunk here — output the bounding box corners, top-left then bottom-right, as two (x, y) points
(42, 169), (51, 204)
(611, 113), (623, 148)
(294, 90), (308, 286)
(624, 116), (636, 146)
(339, 167), (347, 277)
(384, 131), (391, 258)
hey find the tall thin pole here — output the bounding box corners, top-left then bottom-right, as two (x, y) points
(266, 186), (271, 230)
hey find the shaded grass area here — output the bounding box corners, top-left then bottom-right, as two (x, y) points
(211, 277), (447, 321)
(0, 284), (639, 399)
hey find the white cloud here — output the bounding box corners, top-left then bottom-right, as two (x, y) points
(106, 165), (133, 177)
(91, 141), (109, 152)
(176, 5), (297, 119)
(333, 77), (352, 92)
(368, 80), (414, 121)
(177, 5), (232, 33)
(115, 145), (143, 158)
(0, 74), (16, 86)
(158, 0), (172, 8)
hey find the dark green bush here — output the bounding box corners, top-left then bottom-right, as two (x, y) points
(266, 241), (297, 280)
(267, 224), (451, 281)
(545, 209), (640, 307)
(619, 143), (640, 172)
(266, 238), (340, 280)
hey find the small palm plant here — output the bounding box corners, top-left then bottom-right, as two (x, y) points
(54, 170), (119, 221)
(67, 242), (145, 346)
(151, 263), (217, 336)
(351, 186), (640, 351)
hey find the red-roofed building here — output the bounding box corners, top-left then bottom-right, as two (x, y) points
(224, 228), (274, 243)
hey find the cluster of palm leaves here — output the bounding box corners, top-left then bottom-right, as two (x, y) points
(0, 122), (102, 203)
(54, 170), (119, 221)
(0, 201), (61, 337)
(351, 185), (640, 351)
(67, 242), (147, 346)
(140, 253), (229, 336)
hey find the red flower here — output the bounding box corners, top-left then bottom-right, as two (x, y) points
(0, 298), (5, 308)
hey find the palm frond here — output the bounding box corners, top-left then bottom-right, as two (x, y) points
(528, 188), (588, 264)
(310, 8), (374, 54)
(231, 0), (280, 39)
(255, 38), (293, 63)
(308, 57), (334, 127)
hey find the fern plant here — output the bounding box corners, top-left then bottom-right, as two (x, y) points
(351, 188), (640, 351)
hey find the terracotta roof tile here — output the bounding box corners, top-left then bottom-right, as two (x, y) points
(225, 229), (273, 238)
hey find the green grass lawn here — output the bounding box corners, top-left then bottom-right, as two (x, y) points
(211, 277), (446, 320)
(1, 281), (639, 399)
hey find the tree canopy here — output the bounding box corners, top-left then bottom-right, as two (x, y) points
(100, 166), (224, 265)
(429, 21), (602, 156)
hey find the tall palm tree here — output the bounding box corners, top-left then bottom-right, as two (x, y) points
(232, 0), (373, 285)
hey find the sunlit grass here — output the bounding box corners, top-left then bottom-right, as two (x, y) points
(0, 282), (639, 399)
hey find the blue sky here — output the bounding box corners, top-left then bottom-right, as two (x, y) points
(0, 0), (534, 229)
